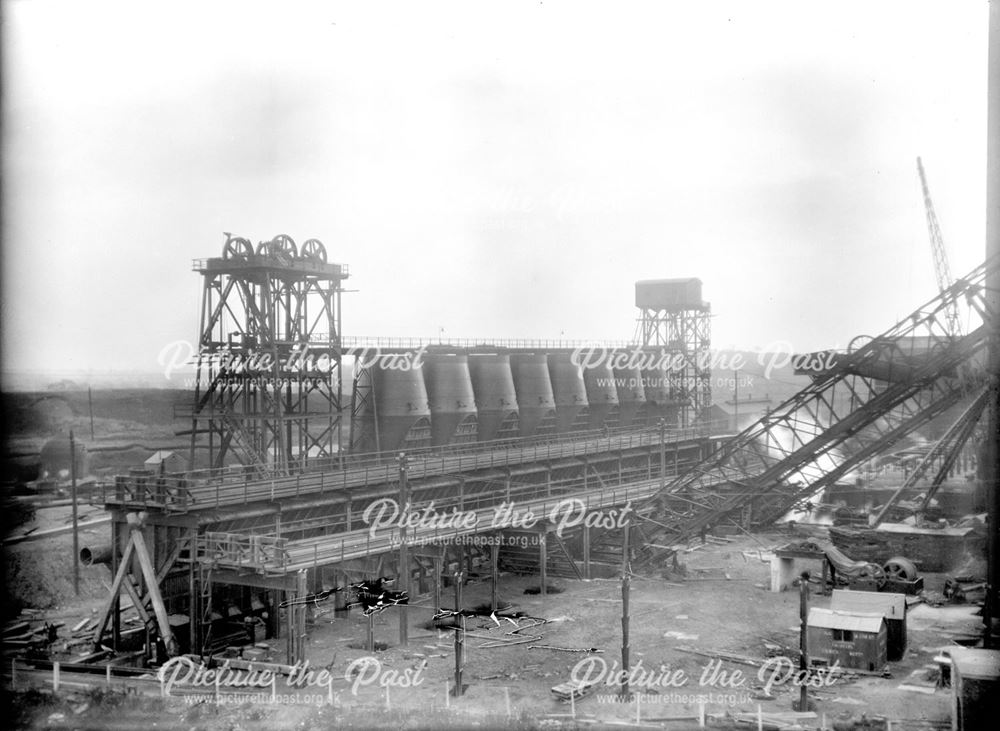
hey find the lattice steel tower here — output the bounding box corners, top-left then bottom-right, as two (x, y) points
(187, 234), (348, 476)
(634, 278), (712, 426)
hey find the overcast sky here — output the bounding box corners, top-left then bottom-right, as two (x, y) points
(0, 0), (991, 380)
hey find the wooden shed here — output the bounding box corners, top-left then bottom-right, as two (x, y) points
(807, 608), (887, 672)
(830, 589), (907, 661)
(144, 450), (187, 474)
(945, 647), (1000, 731)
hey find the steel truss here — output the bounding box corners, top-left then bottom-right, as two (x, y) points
(631, 258), (997, 567)
(635, 304), (712, 426)
(187, 234), (348, 476)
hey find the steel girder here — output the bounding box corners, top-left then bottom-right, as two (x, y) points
(632, 258), (997, 566)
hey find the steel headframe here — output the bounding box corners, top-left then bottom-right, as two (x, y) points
(188, 233), (348, 477)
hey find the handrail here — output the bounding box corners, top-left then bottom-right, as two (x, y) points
(98, 420), (733, 510)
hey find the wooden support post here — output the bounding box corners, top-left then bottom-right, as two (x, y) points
(367, 612), (375, 653)
(491, 541), (500, 611)
(188, 534), (198, 653)
(296, 570), (308, 664)
(286, 587), (295, 662)
(621, 574), (630, 700)
(334, 570), (348, 617)
(70, 431), (79, 596)
(271, 589), (281, 640)
(129, 519), (178, 656)
(398, 452), (410, 647)
(583, 523), (591, 580)
(92, 536), (136, 651)
(111, 518), (121, 651)
(453, 571), (464, 697)
(433, 556), (443, 613)
(621, 521), (631, 575)
(539, 531), (547, 597)
(796, 571), (810, 712)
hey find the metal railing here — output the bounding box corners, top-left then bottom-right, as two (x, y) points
(97, 420), (732, 511)
(194, 532), (289, 571)
(195, 469), (671, 573)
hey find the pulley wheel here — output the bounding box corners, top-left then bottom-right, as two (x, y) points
(883, 556), (918, 582)
(300, 238), (327, 263)
(256, 234), (298, 259)
(223, 236), (253, 260)
(858, 562), (887, 589)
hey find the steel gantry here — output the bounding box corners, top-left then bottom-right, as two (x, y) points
(184, 233), (348, 477)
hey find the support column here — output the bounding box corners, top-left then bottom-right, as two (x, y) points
(539, 531), (547, 597)
(491, 541), (500, 611)
(583, 523), (591, 580)
(111, 518), (121, 651)
(433, 555), (443, 613)
(294, 570), (308, 665)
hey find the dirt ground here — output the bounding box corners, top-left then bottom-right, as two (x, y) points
(3, 514), (972, 730)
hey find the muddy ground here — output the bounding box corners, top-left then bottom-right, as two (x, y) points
(3, 511), (973, 730)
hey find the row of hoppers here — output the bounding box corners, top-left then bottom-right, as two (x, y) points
(353, 351), (695, 451)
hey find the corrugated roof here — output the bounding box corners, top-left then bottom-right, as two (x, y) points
(808, 607), (885, 633)
(830, 590), (906, 619)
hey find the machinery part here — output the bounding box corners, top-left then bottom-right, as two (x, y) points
(858, 562), (887, 589)
(223, 236), (254, 260)
(256, 234), (298, 259)
(883, 556), (919, 582)
(300, 238), (327, 263)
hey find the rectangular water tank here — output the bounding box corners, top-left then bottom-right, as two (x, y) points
(635, 278), (704, 311)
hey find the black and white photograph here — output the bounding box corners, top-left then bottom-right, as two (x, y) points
(2, 1), (1000, 729)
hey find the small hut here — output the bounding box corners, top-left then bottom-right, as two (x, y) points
(807, 607), (887, 672)
(830, 589), (907, 661)
(144, 451), (187, 474)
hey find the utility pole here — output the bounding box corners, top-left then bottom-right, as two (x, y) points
(70, 430), (80, 596)
(88, 387), (95, 441)
(620, 572), (631, 700)
(795, 571), (811, 711)
(398, 452), (409, 646)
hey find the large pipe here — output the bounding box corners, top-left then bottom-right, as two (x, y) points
(80, 544), (112, 566)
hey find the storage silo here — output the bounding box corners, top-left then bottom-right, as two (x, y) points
(613, 361), (647, 427)
(509, 353), (557, 437)
(641, 366), (677, 426)
(373, 362), (432, 452)
(547, 353), (590, 433)
(583, 358), (619, 430)
(468, 353), (520, 442)
(424, 353), (478, 445)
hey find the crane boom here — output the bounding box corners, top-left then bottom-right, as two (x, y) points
(917, 156), (961, 336)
